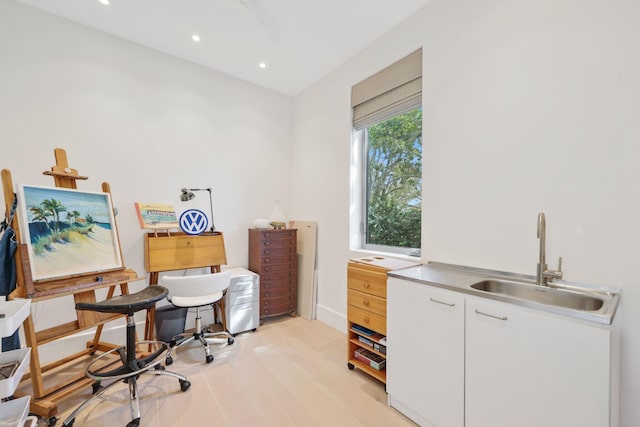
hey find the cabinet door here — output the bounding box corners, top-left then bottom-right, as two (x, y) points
(465, 296), (611, 427)
(387, 278), (465, 427)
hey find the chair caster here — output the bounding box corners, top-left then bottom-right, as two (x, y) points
(48, 416), (59, 426)
(347, 363), (355, 370)
(155, 364), (165, 371)
(206, 354), (214, 363)
(180, 379), (191, 392)
(126, 418), (140, 427)
(252, 328), (257, 332)
(166, 356), (173, 366)
(91, 382), (103, 394)
(228, 337), (234, 345)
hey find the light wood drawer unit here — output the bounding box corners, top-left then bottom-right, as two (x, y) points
(346, 261), (389, 384)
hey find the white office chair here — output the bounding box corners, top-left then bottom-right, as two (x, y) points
(160, 271), (234, 364)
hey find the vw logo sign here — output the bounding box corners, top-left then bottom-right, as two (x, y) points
(179, 209), (209, 235)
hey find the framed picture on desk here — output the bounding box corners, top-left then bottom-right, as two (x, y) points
(17, 184), (123, 281)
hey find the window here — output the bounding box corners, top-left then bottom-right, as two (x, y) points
(351, 49), (422, 256)
(362, 109), (422, 254)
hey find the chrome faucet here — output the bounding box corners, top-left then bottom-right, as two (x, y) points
(536, 212), (563, 286)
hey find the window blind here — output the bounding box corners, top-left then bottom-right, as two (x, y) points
(351, 49), (422, 130)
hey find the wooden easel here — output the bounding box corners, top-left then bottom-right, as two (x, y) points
(1, 148), (142, 421)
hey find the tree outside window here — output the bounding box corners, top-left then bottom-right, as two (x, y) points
(364, 108), (422, 253)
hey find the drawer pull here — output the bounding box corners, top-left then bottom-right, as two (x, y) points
(363, 300), (370, 307)
(363, 316), (370, 324)
(475, 309), (508, 321)
(430, 297), (455, 307)
(363, 282), (370, 289)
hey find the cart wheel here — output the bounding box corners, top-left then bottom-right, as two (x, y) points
(347, 363), (355, 370)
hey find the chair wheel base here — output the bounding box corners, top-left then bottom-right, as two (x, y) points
(91, 382), (103, 394)
(180, 379), (191, 392)
(228, 337), (234, 345)
(126, 418), (140, 427)
(206, 354), (214, 363)
(166, 356), (173, 366)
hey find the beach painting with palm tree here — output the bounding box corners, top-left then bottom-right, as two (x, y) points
(18, 184), (123, 281)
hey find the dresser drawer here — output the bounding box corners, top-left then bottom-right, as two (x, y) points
(347, 267), (387, 299)
(258, 245), (296, 257)
(348, 289), (386, 316)
(260, 268), (296, 281)
(260, 254), (297, 265)
(348, 305), (386, 335)
(261, 285), (295, 298)
(259, 230), (297, 241)
(261, 294), (296, 312)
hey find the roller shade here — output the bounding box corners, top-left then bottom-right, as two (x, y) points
(352, 49), (422, 130)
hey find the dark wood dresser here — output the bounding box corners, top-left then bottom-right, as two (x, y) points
(248, 228), (297, 322)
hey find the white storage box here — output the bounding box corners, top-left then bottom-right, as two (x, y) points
(0, 348), (31, 397)
(0, 395), (30, 427)
(0, 299), (30, 337)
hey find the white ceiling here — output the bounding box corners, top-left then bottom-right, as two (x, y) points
(14, 0), (431, 97)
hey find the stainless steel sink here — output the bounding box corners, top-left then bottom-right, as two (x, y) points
(470, 279), (604, 311)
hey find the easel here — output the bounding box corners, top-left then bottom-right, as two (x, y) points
(143, 231), (227, 341)
(1, 148), (141, 422)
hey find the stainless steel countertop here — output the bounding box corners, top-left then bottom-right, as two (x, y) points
(387, 262), (620, 325)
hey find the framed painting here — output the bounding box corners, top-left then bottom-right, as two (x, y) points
(17, 184), (123, 282)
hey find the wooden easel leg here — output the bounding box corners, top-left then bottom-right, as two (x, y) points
(23, 313), (45, 398)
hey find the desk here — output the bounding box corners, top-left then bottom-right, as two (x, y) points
(144, 231), (227, 340)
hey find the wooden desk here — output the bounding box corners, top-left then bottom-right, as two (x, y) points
(144, 231), (227, 340)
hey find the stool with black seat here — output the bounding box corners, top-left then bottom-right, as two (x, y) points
(62, 285), (190, 427)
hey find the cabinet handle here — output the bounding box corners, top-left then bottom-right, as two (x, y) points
(363, 300), (370, 306)
(363, 282), (370, 289)
(363, 316), (370, 324)
(430, 297), (455, 307)
(474, 309), (508, 321)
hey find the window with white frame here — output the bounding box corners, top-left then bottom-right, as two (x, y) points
(351, 49), (422, 256)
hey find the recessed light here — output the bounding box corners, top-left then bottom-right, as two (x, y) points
(192, 34), (201, 43)
(98, 0), (109, 5)
(259, 62), (267, 69)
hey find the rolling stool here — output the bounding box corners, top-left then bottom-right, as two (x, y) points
(62, 286), (190, 427)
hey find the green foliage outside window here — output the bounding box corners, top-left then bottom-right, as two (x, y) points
(366, 109), (422, 249)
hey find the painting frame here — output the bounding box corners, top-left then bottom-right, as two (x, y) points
(17, 184), (124, 282)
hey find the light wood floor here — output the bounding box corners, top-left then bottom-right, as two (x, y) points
(39, 316), (415, 426)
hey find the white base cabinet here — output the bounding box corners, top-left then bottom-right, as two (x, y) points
(387, 278), (618, 427)
(466, 295), (613, 427)
(387, 278), (465, 427)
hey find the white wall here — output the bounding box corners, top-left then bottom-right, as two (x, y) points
(292, 0), (640, 425)
(0, 1), (293, 358)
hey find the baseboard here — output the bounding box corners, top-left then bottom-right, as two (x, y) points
(315, 304), (347, 334)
